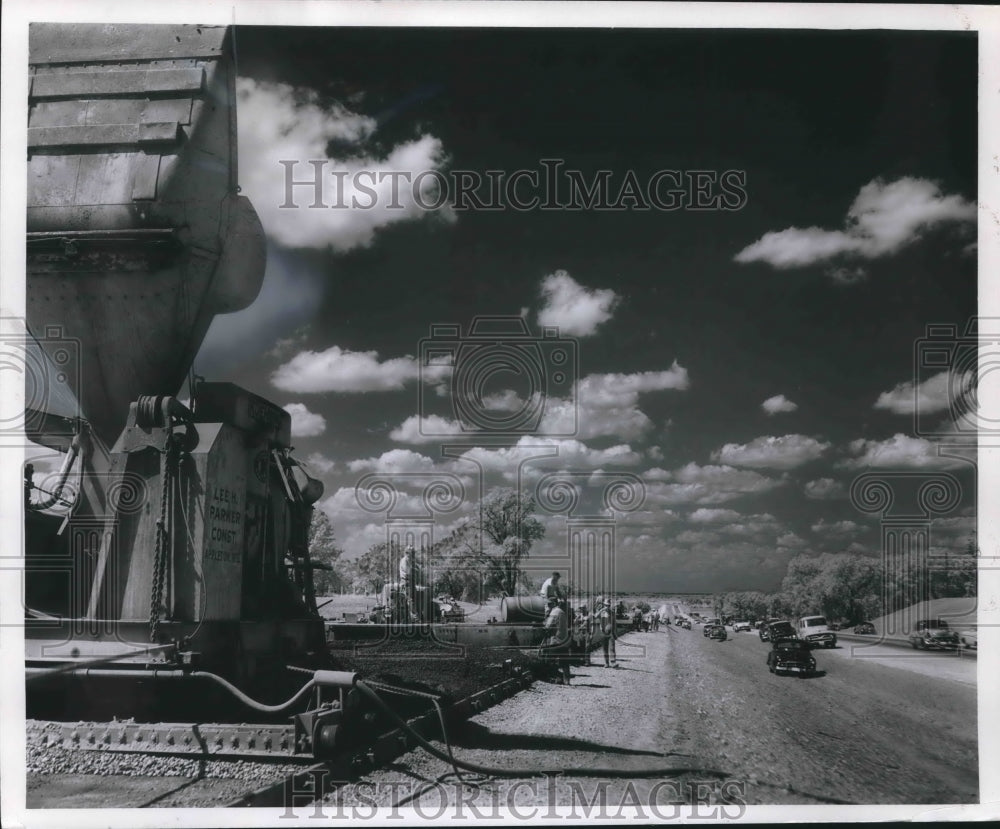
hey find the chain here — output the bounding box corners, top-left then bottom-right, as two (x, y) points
(149, 438), (176, 643)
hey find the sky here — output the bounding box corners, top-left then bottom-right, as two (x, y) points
(189, 27), (979, 592)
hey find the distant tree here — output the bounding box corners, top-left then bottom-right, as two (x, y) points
(308, 511), (345, 595)
(471, 488), (545, 597)
(355, 540), (398, 595)
(928, 535), (977, 600)
(718, 590), (770, 622)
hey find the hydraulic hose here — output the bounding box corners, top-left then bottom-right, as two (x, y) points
(190, 671), (323, 714)
(354, 679), (727, 780)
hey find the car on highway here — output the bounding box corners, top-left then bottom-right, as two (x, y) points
(959, 626), (977, 650)
(853, 622), (876, 635)
(680, 619), (692, 630)
(908, 619), (960, 651)
(760, 620), (796, 643)
(797, 615), (837, 649)
(732, 620), (751, 632)
(757, 619), (791, 642)
(766, 637), (817, 676)
(706, 623), (728, 641)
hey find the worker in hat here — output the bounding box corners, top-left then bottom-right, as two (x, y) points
(398, 545), (423, 622)
(539, 571), (564, 602)
(542, 595), (572, 685)
(592, 595), (619, 669)
(574, 602), (593, 665)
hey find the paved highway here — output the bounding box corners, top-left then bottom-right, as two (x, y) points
(333, 620), (978, 811)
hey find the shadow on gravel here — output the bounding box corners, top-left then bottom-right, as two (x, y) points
(137, 766), (206, 808)
(608, 664), (655, 674)
(450, 722), (667, 757)
(750, 777), (857, 805)
(563, 683), (611, 688)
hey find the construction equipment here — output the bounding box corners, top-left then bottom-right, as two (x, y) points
(23, 23), (333, 724)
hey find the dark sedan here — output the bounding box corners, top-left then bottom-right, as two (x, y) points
(767, 638), (817, 676)
(760, 620), (795, 642)
(707, 624), (728, 641)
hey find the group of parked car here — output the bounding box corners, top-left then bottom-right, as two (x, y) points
(690, 609), (977, 676)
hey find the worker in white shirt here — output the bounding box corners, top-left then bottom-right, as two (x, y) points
(539, 571), (563, 602)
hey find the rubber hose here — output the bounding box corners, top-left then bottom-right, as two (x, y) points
(355, 680), (727, 780)
(191, 671), (317, 714)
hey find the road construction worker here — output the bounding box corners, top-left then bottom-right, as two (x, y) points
(574, 603), (593, 665)
(542, 596), (572, 685)
(593, 595), (619, 669)
(398, 545), (422, 621)
(539, 571), (564, 602)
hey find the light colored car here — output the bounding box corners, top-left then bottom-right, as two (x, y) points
(733, 620), (751, 632)
(796, 615), (837, 649)
(959, 626), (977, 650)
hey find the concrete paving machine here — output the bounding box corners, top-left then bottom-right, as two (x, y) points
(22, 24), (343, 730)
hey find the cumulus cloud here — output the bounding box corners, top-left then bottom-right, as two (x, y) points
(389, 414), (466, 444)
(236, 78), (452, 251)
(457, 436), (642, 482)
(777, 532), (809, 549)
(674, 530), (722, 545)
(302, 452), (336, 474)
(734, 177), (975, 273)
(644, 463), (784, 506)
(346, 448), (439, 474)
(576, 366), (690, 401)
(720, 514), (781, 538)
(874, 370), (958, 415)
(272, 345), (450, 393)
(537, 271), (619, 336)
(387, 364), (689, 444)
(712, 434), (829, 470)
(317, 485), (475, 558)
(761, 394), (798, 415)
(689, 508), (742, 524)
(840, 433), (966, 469)
(642, 467), (672, 481)
(283, 402), (327, 437)
(803, 477), (846, 500)
(810, 518), (861, 537)
(537, 365), (688, 441)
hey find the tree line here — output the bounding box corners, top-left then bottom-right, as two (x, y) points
(307, 488), (545, 600)
(713, 539), (977, 624)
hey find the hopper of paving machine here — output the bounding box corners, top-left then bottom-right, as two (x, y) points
(21, 26), (333, 721)
(25, 23), (266, 452)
